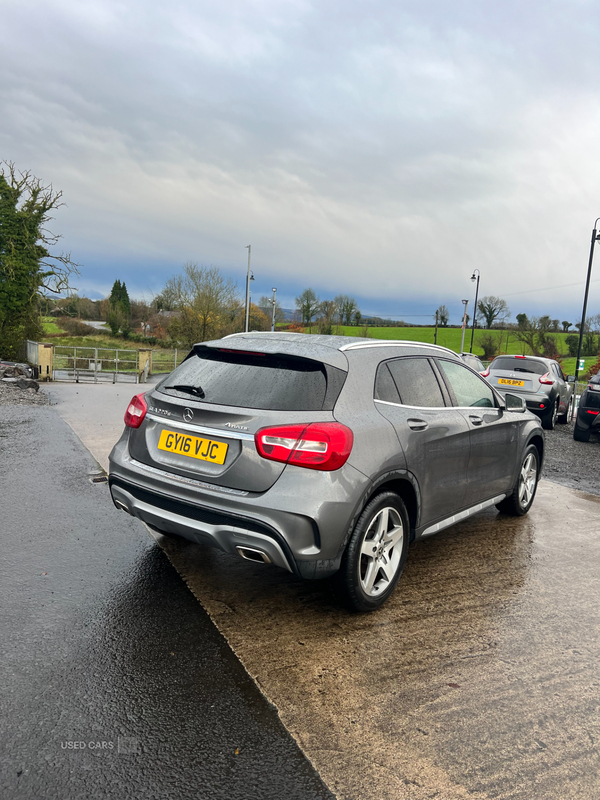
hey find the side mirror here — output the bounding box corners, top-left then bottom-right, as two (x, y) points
(566, 375), (575, 382)
(504, 392), (526, 412)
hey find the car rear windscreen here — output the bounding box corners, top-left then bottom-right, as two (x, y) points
(492, 358), (548, 375)
(156, 348), (347, 411)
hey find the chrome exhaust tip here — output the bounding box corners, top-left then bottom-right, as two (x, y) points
(235, 546), (271, 564)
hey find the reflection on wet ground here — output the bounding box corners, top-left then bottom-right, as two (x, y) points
(158, 482), (600, 800)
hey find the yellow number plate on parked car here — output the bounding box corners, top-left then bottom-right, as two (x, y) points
(157, 430), (228, 464)
(498, 378), (525, 387)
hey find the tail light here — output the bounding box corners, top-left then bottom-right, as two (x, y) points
(538, 372), (554, 385)
(481, 367), (490, 378)
(255, 422), (353, 471)
(124, 393), (148, 428)
(586, 410), (599, 415)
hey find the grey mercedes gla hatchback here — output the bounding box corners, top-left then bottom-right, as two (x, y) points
(109, 333), (544, 611)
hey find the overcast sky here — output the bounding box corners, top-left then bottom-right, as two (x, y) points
(2, 0), (600, 324)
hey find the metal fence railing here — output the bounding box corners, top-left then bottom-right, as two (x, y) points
(53, 347), (139, 383)
(150, 348), (187, 375)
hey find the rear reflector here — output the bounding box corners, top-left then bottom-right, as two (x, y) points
(255, 422), (353, 471)
(124, 393), (148, 428)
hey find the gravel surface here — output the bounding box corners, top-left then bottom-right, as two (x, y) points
(0, 381), (49, 407)
(542, 418), (599, 496)
(1, 383), (596, 495)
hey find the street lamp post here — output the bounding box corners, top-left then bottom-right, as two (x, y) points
(469, 269), (480, 353)
(244, 245), (254, 333)
(270, 287), (277, 332)
(574, 219), (600, 386)
(459, 299), (469, 353)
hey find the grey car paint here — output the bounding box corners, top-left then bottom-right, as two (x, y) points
(109, 334), (544, 586)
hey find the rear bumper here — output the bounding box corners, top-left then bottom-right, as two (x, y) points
(108, 433), (370, 579)
(575, 409), (600, 433)
(110, 477), (295, 572)
(495, 389), (554, 417)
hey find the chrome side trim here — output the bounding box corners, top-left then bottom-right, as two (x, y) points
(374, 399), (502, 413)
(146, 413), (255, 441)
(421, 494), (506, 537)
(374, 399), (447, 411)
(128, 457), (249, 496)
(340, 341), (456, 356)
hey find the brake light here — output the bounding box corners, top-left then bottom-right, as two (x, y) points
(255, 422), (353, 471)
(124, 393), (148, 428)
(586, 410), (599, 415)
(538, 372), (554, 385)
(481, 368), (490, 377)
(515, 355), (526, 358)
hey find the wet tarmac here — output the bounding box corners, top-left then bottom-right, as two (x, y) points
(33, 381), (600, 798)
(0, 404), (333, 800)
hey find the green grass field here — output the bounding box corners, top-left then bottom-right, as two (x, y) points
(328, 326), (587, 376)
(40, 316), (68, 334)
(40, 317), (593, 378)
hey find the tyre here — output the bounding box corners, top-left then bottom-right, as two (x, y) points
(573, 424), (590, 442)
(496, 444), (539, 516)
(542, 400), (558, 430)
(557, 403), (570, 424)
(332, 491), (409, 612)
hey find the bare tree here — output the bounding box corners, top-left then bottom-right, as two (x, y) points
(514, 315), (559, 357)
(295, 288), (321, 331)
(436, 305), (449, 326)
(477, 296), (510, 329)
(318, 299), (337, 334)
(164, 263), (240, 346)
(333, 294), (358, 326)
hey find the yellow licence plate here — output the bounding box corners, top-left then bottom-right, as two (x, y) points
(499, 378), (525, 387)
(157, 430), (229, 464)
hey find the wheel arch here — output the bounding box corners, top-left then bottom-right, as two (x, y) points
(366, 471), (420, 543)
(527, 433), (544, 471)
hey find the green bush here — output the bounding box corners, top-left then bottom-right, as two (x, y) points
(56, 317), (95, 337)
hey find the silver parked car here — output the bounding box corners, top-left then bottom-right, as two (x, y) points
(459, 352), (486, 373)
(483, 355), (573, 430)
(109, 334), (544, 612)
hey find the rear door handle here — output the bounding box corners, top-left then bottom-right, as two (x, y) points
(469, 415), (483, 426)
(407, 418), (428, 431)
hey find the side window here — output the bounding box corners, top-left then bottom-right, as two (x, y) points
(386, 358), (446, 407)
(437, 360), (496, 408)
(551, 363), (562, 380)
(374, 363), (400, 403)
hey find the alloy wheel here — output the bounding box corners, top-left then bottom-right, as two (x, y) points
(518, 452), (538, 509)
(359, 507), (404, 596)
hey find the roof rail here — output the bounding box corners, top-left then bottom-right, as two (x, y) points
(340, 341), (457, 356)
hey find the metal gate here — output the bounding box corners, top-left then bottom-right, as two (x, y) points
(52, 346), (139, 383)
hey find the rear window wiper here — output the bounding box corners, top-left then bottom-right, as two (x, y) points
(164, 384), (205, 398)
